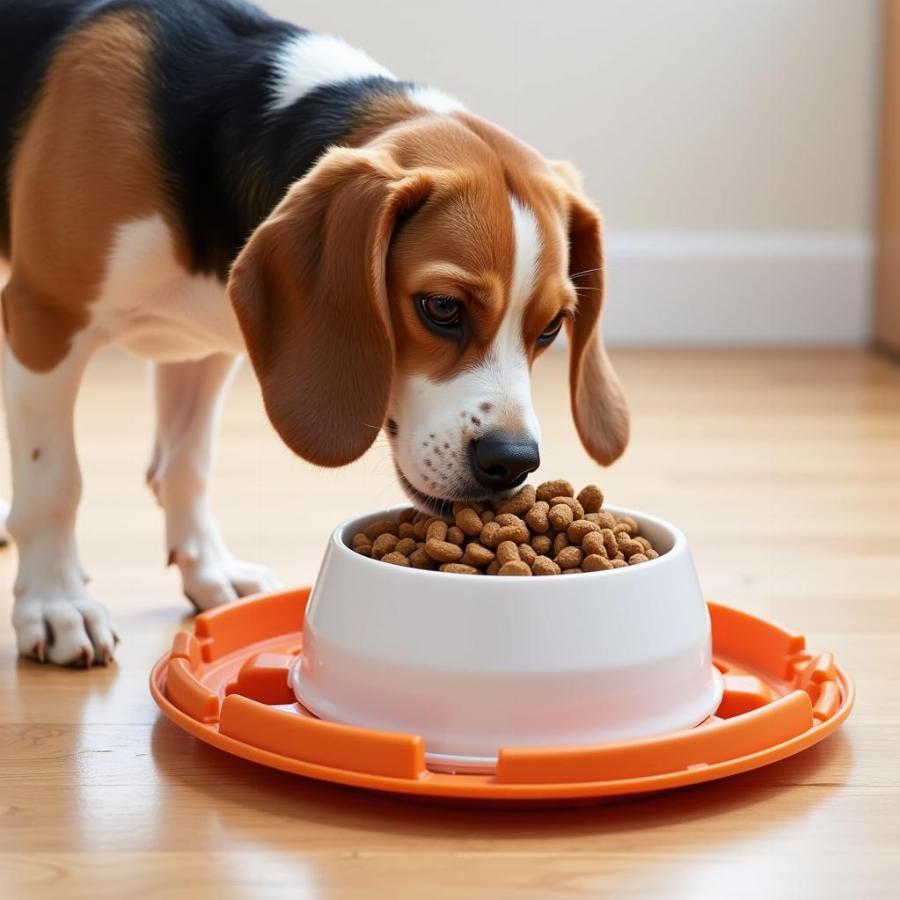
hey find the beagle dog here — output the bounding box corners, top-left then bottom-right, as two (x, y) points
(0, 0), (628, 666)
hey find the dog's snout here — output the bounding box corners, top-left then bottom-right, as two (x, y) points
(469, 432), (540, 491)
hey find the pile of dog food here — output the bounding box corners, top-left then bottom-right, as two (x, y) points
(350, 481), (661, 575)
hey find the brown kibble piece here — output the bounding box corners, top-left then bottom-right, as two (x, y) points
(354, 542), (372, 557)
(618, 537), (645, 558)
(568, 519), (601, 543)
(447, 525), (465, 546)
(601, 528), (619, 557)
(409, 547), (434, 569)
(552, 532), (569, 556)
(531, 534), (553, 555)
(498, 560), (532, 576)
(525, 501), (550, 534)
(394, 537), (417, 556)
(551, 496), (584, 519)
(548, 503), (574, 532)
(486, 560), (500, 575)
(462, 542), (495, 566)
(518, 543), (537, 566)
(536, 479), (574, 502)
(398, 522), (416, 539)
(611, 558), (628, 568)
(496, 484), (536, 516)
(576, 484), (604, 514)
(371, 533), (399, 559)
(614, 516), (638, 536)
(583, 553), (614, 572)
(496, 541), (521, 565)
(628, 553), (650, 565)
(561, 567), (583, 575)
(426, 519), (449, 542)
(480, 520), (502, 548)
(532, 555), (560, 576)
(381, 551), (410, 567)
(481, 510), (495, 523)
(645, 549), (659, 559)
(555, 545), (584, 570)
(455, 507), (484, 537)
(581, 531), (607, 558)
(440, 563), (479, 574)
(397, 507), (416, 524)
(412, 518), (429, 540)
(364, 519), (399, 541)
(586, 510), (616, 529)
(424, 538), (464, 563)
(352, 533), (370, 550)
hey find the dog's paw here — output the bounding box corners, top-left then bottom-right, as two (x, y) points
(13, 586), (118, 667)
(173, 547), (282, 611)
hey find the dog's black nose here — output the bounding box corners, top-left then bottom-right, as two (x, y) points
(469, 432), (540, 491)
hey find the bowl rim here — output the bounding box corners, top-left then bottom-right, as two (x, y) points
(328, 503), (688, 585)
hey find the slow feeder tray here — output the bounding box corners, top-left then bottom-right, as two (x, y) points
(150, 588), (853, 802)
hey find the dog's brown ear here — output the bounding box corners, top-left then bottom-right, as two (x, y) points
(229, 147), (432, 466)
(553, 166), (629, 465)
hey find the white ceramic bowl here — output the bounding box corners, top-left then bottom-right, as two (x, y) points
(290, 505), (722, 772)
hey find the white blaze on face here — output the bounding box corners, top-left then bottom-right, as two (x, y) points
(390, 196), (543, 501)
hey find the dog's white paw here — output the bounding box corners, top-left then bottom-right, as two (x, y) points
(173, 546), (282, 611)
(13, 585), (118, 667)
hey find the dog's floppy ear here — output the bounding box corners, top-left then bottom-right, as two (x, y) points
(229, 147), (432, 466)
(552, 162), (629, 465)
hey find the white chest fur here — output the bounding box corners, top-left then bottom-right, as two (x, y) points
(90, 214), (246, 362)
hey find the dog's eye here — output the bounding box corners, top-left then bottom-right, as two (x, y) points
(537, 313), (564, 347)
(418, 294), (462, 330)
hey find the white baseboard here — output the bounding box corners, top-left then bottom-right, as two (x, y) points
(598, 230), (874, 346)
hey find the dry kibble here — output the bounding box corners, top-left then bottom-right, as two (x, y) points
(536, 479), (574, 502)
(552, 532), (570, 556)
(496, 483), (536, 516)
(583, 553), (614, 572)
(371, 533), (399, 559)
(576, 484), (604, 514)
(364, 519), (399, 541)
(548, 503), (574, 532)
(424, 538), (464, 563)
(498, 560), (532, 576)
(551, 496), (585, 520)
(496, 541), (521, 566)
(618, 537), (645, 558)
(381, 551), (410, 567)
(555, 545), (584, 570)
(455, 507), (484, 537)
(532, 555), (561, 576)
(581, 531), (608, 558)
(409, 547), (434, 569)
(518, 543), (537, 566)
(525, 501), (551, 534)
(461, 542), (495, 567)
(352, 479), (661, 575)
(480, 520), (502, 548)
(568, 519), (601, 543)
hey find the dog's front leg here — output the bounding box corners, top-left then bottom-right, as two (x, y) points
(146, 354), (281, 610)
(4, 340), (117, 666)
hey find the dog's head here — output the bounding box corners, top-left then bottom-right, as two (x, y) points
(229, 113), (628, 512)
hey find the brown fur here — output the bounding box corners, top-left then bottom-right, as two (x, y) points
(230, 107), (629, 467)
(2, 10), (178, 372)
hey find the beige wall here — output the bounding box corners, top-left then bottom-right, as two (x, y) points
(259, 0), (881, 234)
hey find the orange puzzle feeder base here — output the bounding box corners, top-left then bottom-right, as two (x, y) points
(150, 589), (853, 802)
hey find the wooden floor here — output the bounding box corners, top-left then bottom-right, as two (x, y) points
(1, 348), (899, 899)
